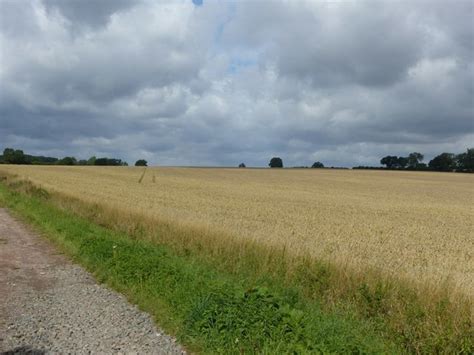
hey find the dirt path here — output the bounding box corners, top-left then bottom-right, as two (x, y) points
(0, 208), (185, 354)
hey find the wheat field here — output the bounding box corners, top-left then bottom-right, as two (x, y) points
(1, 165), (473, 297)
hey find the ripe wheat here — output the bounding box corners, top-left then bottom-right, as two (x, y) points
(2, 165), (473, 297)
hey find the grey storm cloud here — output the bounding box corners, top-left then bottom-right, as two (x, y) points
(43, 0), (137, 28)
(0, 0), (472, 167)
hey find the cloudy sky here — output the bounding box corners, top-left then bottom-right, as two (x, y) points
(0, 0), (472, 167)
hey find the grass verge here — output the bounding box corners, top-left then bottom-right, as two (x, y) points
(0, 175), (472, 353)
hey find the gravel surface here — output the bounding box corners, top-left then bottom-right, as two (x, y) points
(0, 208), (186, 354)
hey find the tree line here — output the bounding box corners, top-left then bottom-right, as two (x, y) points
(260, 150), (473, 172)
(2, 146), (472, 172)
(0, 148), (148, 167)
(354, 148), (473, 172)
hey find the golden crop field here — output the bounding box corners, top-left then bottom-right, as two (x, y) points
(1, 165), (473, 297)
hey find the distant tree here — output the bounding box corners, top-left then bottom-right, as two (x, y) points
(380, 155), (399, 169)
(456, 148), (474, 172)
(269, 157), (283, 168)
(238, 163), (246, 168)
(3, 148), (27, 164)
(57, 156), (77, 165)
(380, 156), (407, 169)
(311, 161), (324, 168)
(94, 157), (124, 166)
(28, 155), (58, 165)
(135, 159), (148, 167)
(397, 156), (408, 169)
(77, 159), (88, 165)
(3, 148), (14, 161)
(407, 152), (424, 168)
(87, 156), (97, 165)
(108, 158), (124, 166)
(429, 153), (456, 171)
(94, 158), (109, 166)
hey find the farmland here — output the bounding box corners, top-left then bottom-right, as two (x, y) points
(1, 165), (472, 297)
(0, 165), (473, 353)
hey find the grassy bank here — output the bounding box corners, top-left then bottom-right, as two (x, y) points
(0, 174), (472, 353)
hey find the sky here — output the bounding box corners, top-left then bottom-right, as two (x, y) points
(0, 0), (473, 167)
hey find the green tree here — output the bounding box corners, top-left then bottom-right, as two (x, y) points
(135, 159), (148, 167)
(311, 161), (324, 168)
(380, 155), (398, 169)
(87, 156), (97, 165)
(456, 148), (474, 172)
(94, 158), (124, 166)
(428, 153), (456, 171)
(238, 163), (246, 168)
(3, 148), (14, 162)
(407, 152), (424, 168)
(94, 158), (109, 165)
(397, 157), (408, 169)
(57, 156), (77, 165)
(3, 148), (27, 164)
(269, 157), (283, 168)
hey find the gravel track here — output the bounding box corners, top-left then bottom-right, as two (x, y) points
(0, 208), (186, 354)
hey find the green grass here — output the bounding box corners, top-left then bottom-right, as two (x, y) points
(0, 180), (400, 354)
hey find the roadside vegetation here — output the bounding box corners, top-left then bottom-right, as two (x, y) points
(0, 171), (472, 353)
